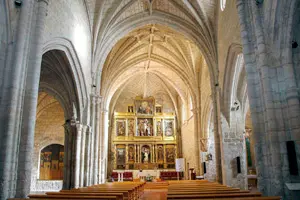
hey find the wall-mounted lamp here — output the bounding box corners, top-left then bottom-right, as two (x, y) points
(15, 0), (22, 7)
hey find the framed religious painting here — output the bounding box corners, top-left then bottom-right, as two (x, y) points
(115, 119), (126, 136)
(116, 145), (126, 169)
(164, 119), (174, 137)
(135, 97), (154, 116)
(166, 145), (175, 163)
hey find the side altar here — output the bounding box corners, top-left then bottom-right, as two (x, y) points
(111, 97), (178, 170)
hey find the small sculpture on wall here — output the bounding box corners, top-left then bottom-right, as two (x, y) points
(156, 120), (162, 136)
(128, 146), (134, 161)
(142, 146), (151, 163)
(157, 145), (164, 161)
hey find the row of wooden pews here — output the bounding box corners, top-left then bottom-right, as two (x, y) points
(167, 180), (281, 200)
(9, 182), (145, 200)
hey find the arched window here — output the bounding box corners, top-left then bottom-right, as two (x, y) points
(39, 144), (64, 180)
(220, 0), (226, 11)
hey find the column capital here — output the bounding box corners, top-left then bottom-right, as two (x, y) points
(91, 94), (103, 105)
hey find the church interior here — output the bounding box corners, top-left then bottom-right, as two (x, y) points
(0, 0), (300, 200)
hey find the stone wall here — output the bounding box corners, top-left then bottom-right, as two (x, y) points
(221, 113), (247, 190)
(43, 0), (92, 93)
(217, 0), (242, 92)
(31, 95), (64, 192)
(205, 112), (216, 182)
(181, 116), (197, 170)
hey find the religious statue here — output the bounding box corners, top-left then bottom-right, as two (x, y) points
(142, 146), (150, 163)
(157, 146), (164, 161)
(156, 121), (162, 136)
(138, 119), (153, 136)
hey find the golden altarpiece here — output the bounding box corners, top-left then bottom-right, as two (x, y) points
(112, 97), (178, 170)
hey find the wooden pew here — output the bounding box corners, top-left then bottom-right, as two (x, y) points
(166, 180), (280, 200)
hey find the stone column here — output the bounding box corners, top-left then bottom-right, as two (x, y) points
(63, 121), (73, 189)
(15, 0), (49, 198)
(84, 125), (91, 187)
(99, 109), (108, 183)
(191, 108), (200, 175)
(212, 87), (223, 184)
(73, 123), (83, 188)
(92, 95), (102, 184)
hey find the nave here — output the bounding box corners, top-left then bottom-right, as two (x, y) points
(9, 180), (280, 200)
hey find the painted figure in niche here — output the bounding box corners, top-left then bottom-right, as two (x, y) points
(142, 146), (150, 163)
(128, 119), (135, 136)
(117, 121), (125, 136)
(59, 152), (64, 162)
(117, 148), (125, 165)
(44, 152), (52, 162)
(165, 121), (173, 136)
(156, 121), (162, 136)
(157, 146), (164, 161)
(166, 148), (175, 163)
(128, 147), (134, 161)
(156, 107), (162, 113)
(137, 100), (153, 115)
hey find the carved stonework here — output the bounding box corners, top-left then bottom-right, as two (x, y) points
(200, 138), (208, 152)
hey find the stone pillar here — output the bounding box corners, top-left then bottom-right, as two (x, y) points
(0, 0), (34, 197)
(63, 121), (73, 189)
(84, 125), (91, 187)
(191, 108), (201, 175)
(99, 109), (108, 183)
(93, 96), (102, 184)
(235, 1), (300, 198)
(212, 87), (223, 184)
(15, 0), (49, 198)
(73, 123), (83, 188)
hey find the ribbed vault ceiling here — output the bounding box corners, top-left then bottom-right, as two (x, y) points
(101, 24), (204, 109)
(85, 0), (217, 77)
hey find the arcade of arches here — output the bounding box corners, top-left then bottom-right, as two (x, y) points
(0, 0), (299, 200)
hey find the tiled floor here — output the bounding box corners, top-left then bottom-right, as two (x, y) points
(142, 189), (167, 200)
